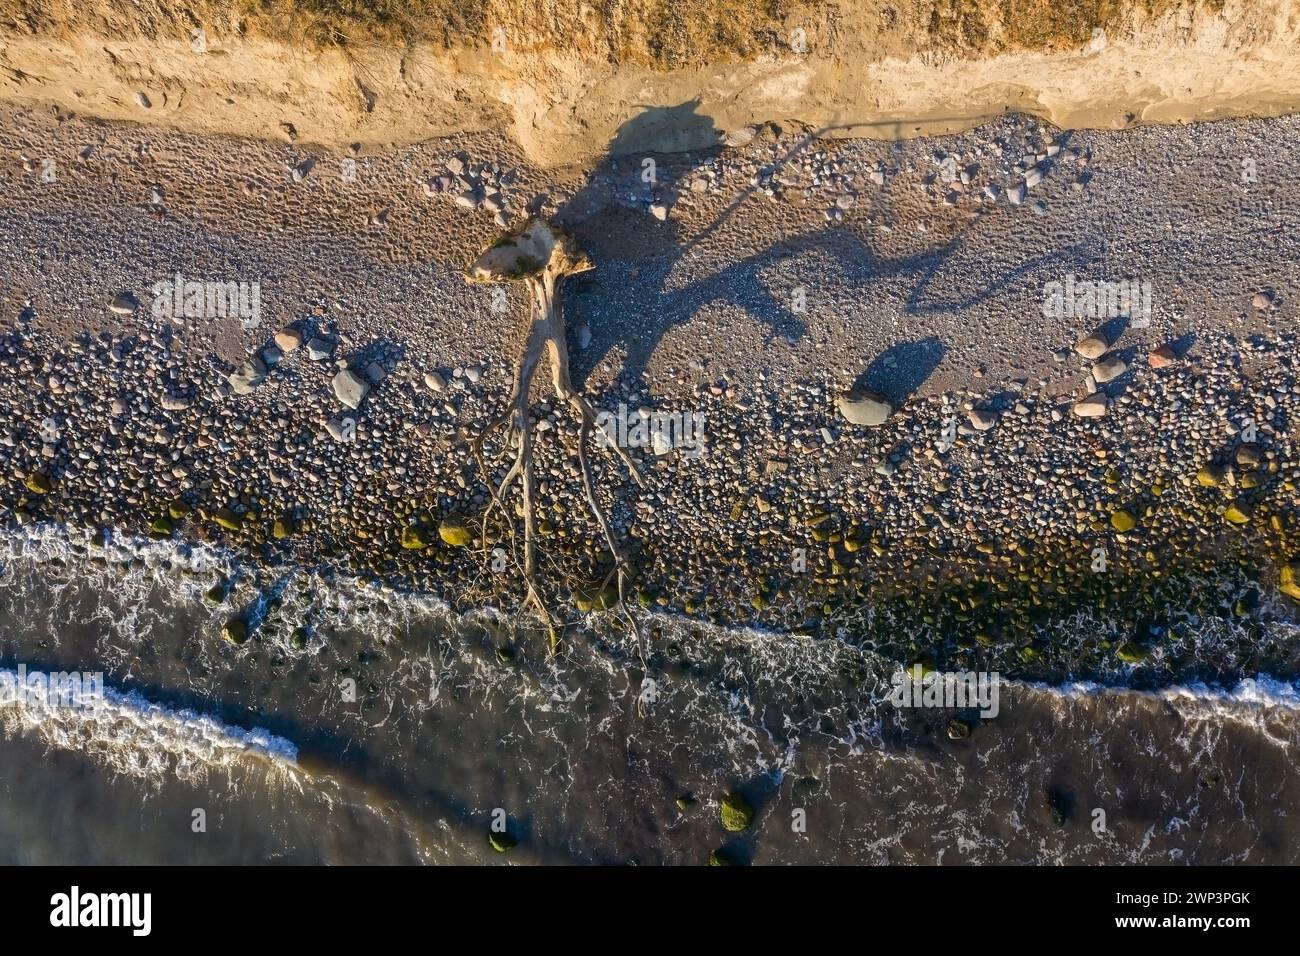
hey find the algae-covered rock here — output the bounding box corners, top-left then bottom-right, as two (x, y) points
(946, 717), (972, 740)
(149, 515), (174, 537)
(23, 472), (53, 495)
(204, 579), (231, 604)
(1110, 509), (1136, 533)
(573, 582), (619, 612)
(400, 525), (432, 550)
(1116, 641), (1147, 663)
(272, 517), (295, 540)
(1196, 465), (1224, 488)
(214, 508), (243, 532)
(1224, 502), (1253, 525)
(222, 617), (250, 645)
(1280, 563), (1300, 601)
(708, 848), (737, 866)
(438, 515), (473, 547)
(487, 830), (517, 853)
(719, 792), (754, 832)
(167, 499), (192, 520)
(675, 792), (698, 812)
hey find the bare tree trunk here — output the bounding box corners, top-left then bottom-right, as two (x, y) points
(471, 239), (642, 655)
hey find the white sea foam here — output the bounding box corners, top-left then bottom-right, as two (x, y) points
(1021, 675), (1300, 712)
(0, 664), (298, 783)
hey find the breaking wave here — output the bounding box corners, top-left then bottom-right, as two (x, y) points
(0, 663), (299, 783)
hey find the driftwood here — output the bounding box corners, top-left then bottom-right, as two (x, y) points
(465, 220), (642, 653)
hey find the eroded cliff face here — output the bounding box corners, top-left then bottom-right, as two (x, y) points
(1, 0), (1298, 165)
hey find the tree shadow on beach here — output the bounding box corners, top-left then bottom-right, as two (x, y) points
(552, 102), (1089, 398)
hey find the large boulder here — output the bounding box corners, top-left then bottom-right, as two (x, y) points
(438, 515), (473, 547)
(332, 368), (371, 409)
(228, 356), (268, 395)
(1072, 393), (1108, 418)
(836, 389), (893, 427)
(719, 792), (755, 832)
(1281, 563), (1300, 601)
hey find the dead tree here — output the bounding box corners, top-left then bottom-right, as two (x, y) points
(465, 220), (642, 653)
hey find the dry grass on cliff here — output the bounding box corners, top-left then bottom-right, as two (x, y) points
(0, 0), (1228, 66)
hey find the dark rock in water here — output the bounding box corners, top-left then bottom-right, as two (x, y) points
(291, 627), (308, 649)
(488, 830), (517, 853)
(709, 847), (741, 866)
(495, 644), (517, 664)
(1046, 788), (1072, 827)
(792, 776), (822, 801)
(720, 792), (754, 832)
(946, 717), (972, 740)
(204, 579), (231, 604)
(222, 617), (250, 645)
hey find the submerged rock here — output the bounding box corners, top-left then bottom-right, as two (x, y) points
(719, 792), (754, 832)
(204, 580), (231, 604)
(214, 508), (243, 532)
(222, 618), (250, 645)
(1116, 642), (1147, 664)
(946, 717), (972, 740)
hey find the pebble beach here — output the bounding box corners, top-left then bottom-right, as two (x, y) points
(2, 98), (1300, 864)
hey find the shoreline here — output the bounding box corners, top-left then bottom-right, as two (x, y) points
(3, 516), (1299, 698)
